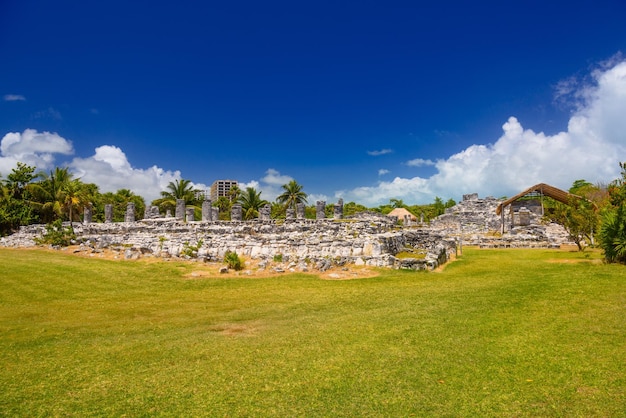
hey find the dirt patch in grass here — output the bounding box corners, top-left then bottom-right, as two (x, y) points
(545, 258), (604, 264)
(182, 260), (381, 280)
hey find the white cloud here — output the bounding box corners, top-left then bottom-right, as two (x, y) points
(340, 59), (626, 206)
(70, 145), (181, 203)
(378, 169), (390, 176)
(367, 149), (393, 156)
(0, 129), (74, 175)
(3, 94), (26, 101)
(239, 168), (294, 202)
(406, 158), (435, 167)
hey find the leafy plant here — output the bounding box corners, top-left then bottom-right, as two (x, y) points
(224, 250), (244, 270)
(181, 239), (203, 257)
(35, 219), (75, 247)
(600, 205), (626, 263)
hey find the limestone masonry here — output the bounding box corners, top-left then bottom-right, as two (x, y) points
(0, 194), (573, 272)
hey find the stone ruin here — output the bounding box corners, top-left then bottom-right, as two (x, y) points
(0, 193), (574, 273)
(430, 193), (571, 248)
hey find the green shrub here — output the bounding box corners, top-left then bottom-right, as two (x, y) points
(600, 205), (626, 263)
(224, 251), (244, 271)
(35, 219), (75, 247)
(181, 239), (203, 257)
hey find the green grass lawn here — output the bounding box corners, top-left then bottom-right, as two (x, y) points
(0, 247), (624, 417)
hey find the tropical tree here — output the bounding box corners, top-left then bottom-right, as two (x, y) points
(238, 187), (268, 220)
(98, 189), (145, 222)
(600, 162), (626, 263)
(0, 163), (38, 235)
(30, 166), (75, 223)
(276, 180), (308, 212)
(152, 179), (200, 215)
(544, 196), (598, 251)
(227, 184), (241, 203)
(343, 201), (368, 218)
(214, 196), (232, 220)
(59, 178), (91, 226)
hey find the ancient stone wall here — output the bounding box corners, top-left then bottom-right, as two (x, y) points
(0, 193), (574, 272)
(0, 217), (457, 272)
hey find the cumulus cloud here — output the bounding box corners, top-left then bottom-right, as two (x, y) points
(0, 129), (74, 175)
(367, 149), (393, 156)
(4, 94), (26, 101)
(378, 169), (390, 176)
(70, 145), (181, 202)
(339, 59), (626, 206)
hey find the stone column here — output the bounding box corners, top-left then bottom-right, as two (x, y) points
(175, 199), (185, 221)
(316, 201), (326, 220)
(104, 204), (113, 223)
(202, 200), (212, 221)
(211, 207), (219, 222)
(125, 202), (135, 223)
(259, 204), (271, 220)
(83, 204), (92, 224)
(333, 198), (343, 219)
(286, 207), (295, 220)
(186, 207), (195, 222)
(296, 203), (305, 219)
(231, 204), (242, 221)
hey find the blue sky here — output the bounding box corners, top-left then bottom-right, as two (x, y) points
(1, 0), (626, 206)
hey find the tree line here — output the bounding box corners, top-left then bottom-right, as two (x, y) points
(0, 162), (454, 235)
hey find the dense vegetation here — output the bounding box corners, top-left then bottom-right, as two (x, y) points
(0, 247), (623, 416)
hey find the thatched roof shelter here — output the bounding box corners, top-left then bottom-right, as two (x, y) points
(495, 183), (597, 233)
(495, 183), (583, 215)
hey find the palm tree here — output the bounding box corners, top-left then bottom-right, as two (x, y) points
(276, 180), (308, 212)
(31, 167), (74, 223)
(152, 179), (199, 214)
(228, 184), (241, 203)
(59, 179), (90, 226)
(238, 187), (268, 220)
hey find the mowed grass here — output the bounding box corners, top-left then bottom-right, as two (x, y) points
(0, 247), (624, 417)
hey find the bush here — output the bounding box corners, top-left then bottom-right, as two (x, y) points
(599, 205), (626, 264)
(36, 219), (75, 247)
(224, 251), (244, 271)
